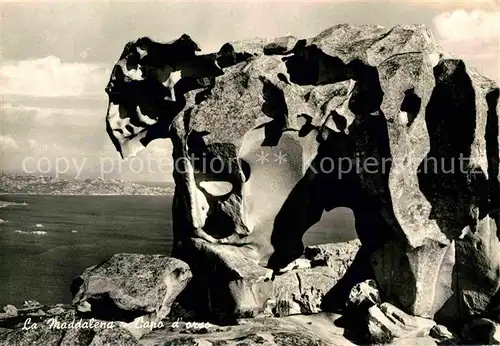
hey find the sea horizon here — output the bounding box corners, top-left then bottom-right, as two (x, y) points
(0, 194), (356, 308)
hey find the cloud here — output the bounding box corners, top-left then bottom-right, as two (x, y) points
(0, 102), (107, 155)
(0, 101), (174, 181)
(0, 135), (20, 151)
(0, 135), (41, 153)
(433, 9), (500, 42)
(0, 56), (111, 97)
(432, 9), (499, 82)
(0, 102), (104, 128)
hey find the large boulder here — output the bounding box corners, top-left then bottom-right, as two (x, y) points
(71, 254), (191, 326)
(104, 24), (500, 322)
(273, 266), (340, 316)
(273, 240), (361, 316)
(180, 239), (274, 318)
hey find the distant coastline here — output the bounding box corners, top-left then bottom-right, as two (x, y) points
(0, 193), (171, 196)
(0, 173), (175, 196)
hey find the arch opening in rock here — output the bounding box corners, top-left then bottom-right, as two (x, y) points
(103, 28), (500, 325)
(302, 207), (357, 246)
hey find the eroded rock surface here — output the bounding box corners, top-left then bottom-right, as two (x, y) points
(104, 24), (500, 324)
(139, 313), (354, 346)
(0, 310), (140, 346)
(273, 240), (361, 316)
(273, 266), (339, 316)
(71, 254), (191, 325)
(367, 302), (436, 343)
(348, 279), (381, 309)
(429, 324), (456, 343)
(305, 239), (361, 268)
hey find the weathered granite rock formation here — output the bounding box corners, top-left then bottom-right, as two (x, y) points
(348, 279), (381, 309)
(305, 239), (360, 269)
(0, 299), (357, 345)
(430, 324), (456, 343)
(273, 240), (361, 316)
(71, 253), (191, 332)
(367, 302), (436, 343)
(104, 24), (500, 326)
(273, 266), (338, 316)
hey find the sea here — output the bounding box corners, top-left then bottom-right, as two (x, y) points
(0, 194), (356, 307)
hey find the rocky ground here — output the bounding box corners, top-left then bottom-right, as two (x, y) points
(1, 242), (498, 345)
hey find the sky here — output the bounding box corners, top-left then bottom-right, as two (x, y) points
(1, 0), (499, 182)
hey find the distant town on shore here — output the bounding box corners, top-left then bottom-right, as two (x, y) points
(0, 173), (175, 196)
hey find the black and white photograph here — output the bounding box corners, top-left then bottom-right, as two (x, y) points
(0, 1), (499, 344)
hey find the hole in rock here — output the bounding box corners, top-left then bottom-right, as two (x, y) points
(302, 207), (357, 246)
(199, 181), (233, 196)
(399, 88), (421, 127)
